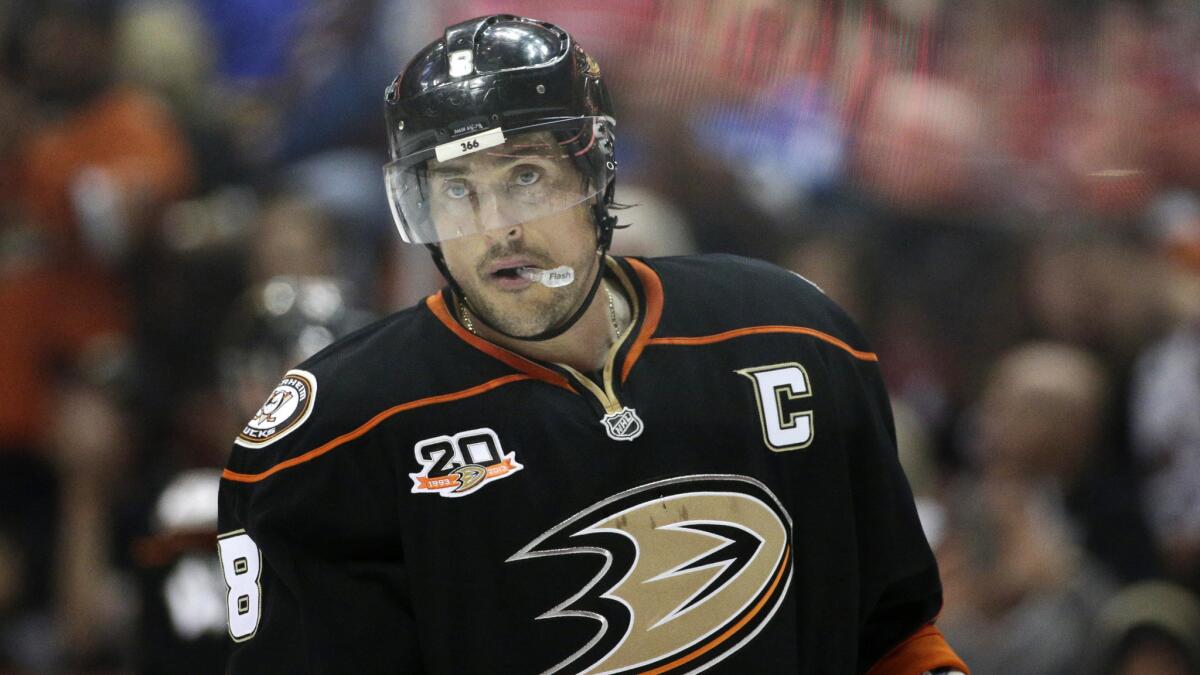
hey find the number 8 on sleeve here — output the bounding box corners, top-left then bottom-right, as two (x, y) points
(217, 530), (262, 641)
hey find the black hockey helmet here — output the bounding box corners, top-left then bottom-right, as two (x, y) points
(382, 14), (617, 245)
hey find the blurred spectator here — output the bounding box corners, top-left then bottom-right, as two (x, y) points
(133, 467), (227, 674)
(49, 381), (135, 668)
(854, 211), (1026, 461)
(0, 222), (127, 456)
(270, 0), (400, 163)
(114, 2), (214, 112)
(691, 77), (846, 223)
(1131, 319), (1200, 591)
(936, 345), (1126, 675)
(0, 211), (128, 670)
(643, 115), (783, 260)
(1092, 581), (1200, 675)
(1058, 4), (1163, 220)
(281, 152), (395, 301)
(168, 0), (423, 173)
(113, 2), (251, 193)
(779, 231), (871, 325)
(248, 195), (337, 282)
(938, 474), (1114, 675)
(123, 187), (252, 467)
(10, 1), (195, 265)
(854, 73), (990, 215)
(1130, 196), (1200, 591)
(971, 341), (1160, 582)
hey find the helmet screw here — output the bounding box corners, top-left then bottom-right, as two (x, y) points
(536, 84), (546, 94)
(397, 120), (405, 131)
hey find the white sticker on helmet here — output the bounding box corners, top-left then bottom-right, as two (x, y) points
(435, 127), (507, 163)
(448, 49), (474, 78)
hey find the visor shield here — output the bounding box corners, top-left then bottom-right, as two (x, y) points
(384, 117), (614, 244)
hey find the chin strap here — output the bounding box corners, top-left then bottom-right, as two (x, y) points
(427, 204), (618, 343)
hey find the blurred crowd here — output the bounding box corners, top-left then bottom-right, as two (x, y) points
(1, 0), (1199, 672)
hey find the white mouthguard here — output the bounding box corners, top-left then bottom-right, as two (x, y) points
(516, 265), (575, 288)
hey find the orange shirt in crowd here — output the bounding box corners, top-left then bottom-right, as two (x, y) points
(0, 262), (127, 450)
(1, 85), (191, 450)
(17, 86), (195, 252)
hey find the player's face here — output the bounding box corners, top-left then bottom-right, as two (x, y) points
(434, 138), (598, 337)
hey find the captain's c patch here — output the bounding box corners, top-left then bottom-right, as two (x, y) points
(235, 370), (317, 448)
(409, 428), (523, 498)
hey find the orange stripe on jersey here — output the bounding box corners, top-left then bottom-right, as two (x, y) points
(620, 258), (664, 383)
(644, 545), (791, 675)
(221, 374), (533, 484)
(648, 326), (879, 362)
(865, 624), (969, 675)
(425, 292), (577, 393)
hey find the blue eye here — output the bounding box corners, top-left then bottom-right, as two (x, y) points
(443, 180), (470, 199)
(512, 167), (541, 187)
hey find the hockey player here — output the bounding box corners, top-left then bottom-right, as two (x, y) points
(218, 15), (967, 674)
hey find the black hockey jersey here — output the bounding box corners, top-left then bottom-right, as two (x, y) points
(217, 254), (966, 674)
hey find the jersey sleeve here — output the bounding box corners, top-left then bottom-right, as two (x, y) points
(217, 369), (423, 673)
(831, 326), (967, 674)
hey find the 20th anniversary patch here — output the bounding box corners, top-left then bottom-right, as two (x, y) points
(235, 370), (317, 448)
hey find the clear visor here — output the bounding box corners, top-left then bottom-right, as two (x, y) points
(384, 117), (614, 244)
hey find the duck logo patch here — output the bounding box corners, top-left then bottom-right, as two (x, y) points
(409, 428), (523, 498)
(509, 474), (793, 674)
(235, 370), (317, 448)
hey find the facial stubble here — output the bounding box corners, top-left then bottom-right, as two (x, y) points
(462, 240), (600, 337)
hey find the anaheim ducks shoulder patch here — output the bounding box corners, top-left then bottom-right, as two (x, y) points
(235, 369), (318, 448)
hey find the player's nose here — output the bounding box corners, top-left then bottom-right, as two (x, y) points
(476, 192), (522, 242)
(473, 190), (508, 231)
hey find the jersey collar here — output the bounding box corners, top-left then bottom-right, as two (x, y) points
(425, 255), (663, 388)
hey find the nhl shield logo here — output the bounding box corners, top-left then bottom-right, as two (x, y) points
(601, 407), (644, 441)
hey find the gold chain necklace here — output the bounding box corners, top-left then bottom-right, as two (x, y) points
(458, 282), (623, 338)
(459, 297), (476, 334)
(604, 282), (622, 340)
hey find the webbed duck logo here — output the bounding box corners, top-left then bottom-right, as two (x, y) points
(509, 475), (793, 674)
